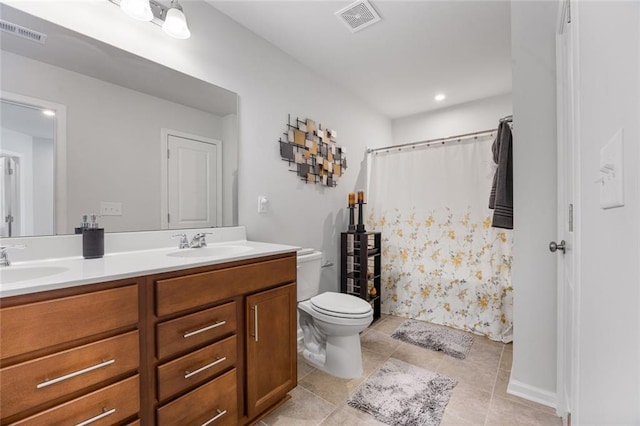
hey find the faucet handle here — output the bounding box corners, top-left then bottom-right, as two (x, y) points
(172, 233), (189, 249)
(191, 232), (213, 247)
(0, 244), (25, 266)
(0, 244), (26, 252)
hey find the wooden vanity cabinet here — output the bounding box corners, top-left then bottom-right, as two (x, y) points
(0, 281), (142, 425)
(246, 283), (297, 418)
(0, 251), (297, 426)
(149, 252), (297, 426)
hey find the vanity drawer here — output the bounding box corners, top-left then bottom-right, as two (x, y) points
(157, 369), (237, 426)
(157, 335), (236, 402)
(155, 256), (295, 316)
(1, 285), (138, 360)
(1, 331), (139, 420)
(11, 374), (139, 426)
(156, 302), (236, 360)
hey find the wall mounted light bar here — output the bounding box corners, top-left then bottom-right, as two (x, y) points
(107, 0), (191, 39)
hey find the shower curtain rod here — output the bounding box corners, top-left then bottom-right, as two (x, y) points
(367, 127), (497, 155)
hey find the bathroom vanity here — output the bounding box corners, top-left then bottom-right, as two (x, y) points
(0, 230), (298, 425)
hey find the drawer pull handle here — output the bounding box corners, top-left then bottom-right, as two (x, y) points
(201, 409), (227, 426)
(75, 407), (116, 426)
(183, 320), (226, 338)
(253, 306), (259, 342)
(36, 359), (115, 389)
(184, 356), (227, 379)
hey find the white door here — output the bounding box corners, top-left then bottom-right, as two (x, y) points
(165, 132), (222, 229)
(555, 1), (579, 423)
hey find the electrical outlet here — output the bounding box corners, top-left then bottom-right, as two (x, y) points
(100, 201), (122, 216)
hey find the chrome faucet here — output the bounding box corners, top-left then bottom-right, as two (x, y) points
(172, 233), (190, 249)
(0, 245), (26, 267)
(189, 232), (212, 248)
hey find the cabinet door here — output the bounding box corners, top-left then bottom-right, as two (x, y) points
(245, 283), (297, 418)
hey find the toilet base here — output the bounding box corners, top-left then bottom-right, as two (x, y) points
(301, 334), (364, 379)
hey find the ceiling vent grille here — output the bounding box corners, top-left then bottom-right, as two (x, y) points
(335, 0), (381, 33)
(0, 20), (47, 44)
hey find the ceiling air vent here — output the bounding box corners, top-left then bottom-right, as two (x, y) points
(0, 20), (47, 44)
(335, 0), (381, 33)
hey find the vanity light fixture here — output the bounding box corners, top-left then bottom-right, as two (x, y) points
(434, 93), (446, 102)
(120, 0), (153, 21)
(108, 0), (191, 39)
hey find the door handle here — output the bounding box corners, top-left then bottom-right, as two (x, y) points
(549, 240), (566, 254)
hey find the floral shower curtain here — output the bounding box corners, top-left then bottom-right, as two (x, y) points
(367, 134), (513, 342)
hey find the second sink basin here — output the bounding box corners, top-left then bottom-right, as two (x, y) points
(0, 266), (70, 285)
(166, 245), (253, 259)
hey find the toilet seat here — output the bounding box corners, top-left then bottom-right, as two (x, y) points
(310, 292), (373, 319)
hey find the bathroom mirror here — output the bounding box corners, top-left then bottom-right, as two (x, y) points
(0, 4), (239, 237)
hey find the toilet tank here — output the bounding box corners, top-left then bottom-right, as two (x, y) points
(296, 249), (323, 302)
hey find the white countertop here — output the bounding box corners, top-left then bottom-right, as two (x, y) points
(0, 240), (299, 298)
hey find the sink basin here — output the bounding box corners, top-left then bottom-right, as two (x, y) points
(0, 266), (70, 284)
(166, 245), (252, 259)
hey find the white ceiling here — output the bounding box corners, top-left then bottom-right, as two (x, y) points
(206, 0), (512, 119)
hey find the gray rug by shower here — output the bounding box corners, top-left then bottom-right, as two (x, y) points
(347, 358), (457, 426)
(391, 320), (474, 359)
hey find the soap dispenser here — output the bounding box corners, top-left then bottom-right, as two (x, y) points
(82, 213), (104, 259)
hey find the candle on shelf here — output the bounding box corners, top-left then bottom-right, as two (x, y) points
(348, 192), (356, 207)
(357, 190), (365, 203)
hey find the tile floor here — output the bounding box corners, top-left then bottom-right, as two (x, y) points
(260, 315), (562, 426)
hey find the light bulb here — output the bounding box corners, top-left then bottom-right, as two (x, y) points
(120, 0), (153, 21)
(162, 6), (191, 39)
(434, 93), (446, 102)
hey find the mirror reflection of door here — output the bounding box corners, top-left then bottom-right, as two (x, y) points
(0, 99), (55, 237)
(166, 131), (222, 229)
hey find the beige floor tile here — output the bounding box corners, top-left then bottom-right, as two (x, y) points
(298, 370), (366, 406)
(443, 382), (491, 425)
(473, 334), (507, 350)
(437, 356), (499, 393)
(464, 340), (504, 370)
(319, 404), (386, 426)
(440, 411), (480, 426)
(360, 330), (400, 357)
(262, 386), (336, 426)
(298, 355), (317, 381)
(389, 341), (444, 371)
(493, 369), (557, 415)
(500, 345), (513, 371)
(486, 396), (562, 426)
(361, 348), (390, 375)
(370, 315), (406, 334)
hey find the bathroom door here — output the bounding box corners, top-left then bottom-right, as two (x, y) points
(165, 132), (222, 229)
(555, 1), (579, 422)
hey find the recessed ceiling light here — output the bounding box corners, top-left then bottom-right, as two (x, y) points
(434, 94), (446, 102)
(42, 110), (55, 116)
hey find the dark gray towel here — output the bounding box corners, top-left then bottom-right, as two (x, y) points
(489, 121), (513, 229)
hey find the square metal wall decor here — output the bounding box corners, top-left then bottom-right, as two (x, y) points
(278, 114), (347, 187)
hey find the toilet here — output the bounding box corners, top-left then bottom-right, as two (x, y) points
(296, 248), (373, 379)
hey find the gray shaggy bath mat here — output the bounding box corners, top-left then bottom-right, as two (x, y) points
(391, 320), (474, 359)
(347, 357), (457, 426)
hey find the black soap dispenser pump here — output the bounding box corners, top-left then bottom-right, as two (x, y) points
(82, 213), (104, 259)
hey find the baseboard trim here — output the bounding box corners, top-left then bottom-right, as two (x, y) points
(507, 375), (558, 409)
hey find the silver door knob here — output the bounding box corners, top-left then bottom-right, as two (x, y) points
(549, 240), (566, 254)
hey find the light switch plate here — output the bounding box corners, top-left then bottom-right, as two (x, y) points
(599, 129), (624, 209)
(100, 201), (122, 216)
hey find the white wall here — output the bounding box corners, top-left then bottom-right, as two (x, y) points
(1, 51), (224, 233)
(9, 1), (392, 292)
(392, 93), (512, 144)
(575, 2), (640, 423)
(31, 137), (54, 235)
(510, 1), (558, 405)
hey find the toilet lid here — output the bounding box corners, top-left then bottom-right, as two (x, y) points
(310, 292), (373, 318)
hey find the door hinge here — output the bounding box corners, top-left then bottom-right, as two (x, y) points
(5, 214), (13, 223)
(167, 213), (170, 223)
(569, 203), (574, 232)
(6, 165), (13, 175)
(167, 149), (170, 159)
(566, 0), (571, 23)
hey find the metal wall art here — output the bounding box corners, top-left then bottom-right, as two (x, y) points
(278, 114), (347, 187)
